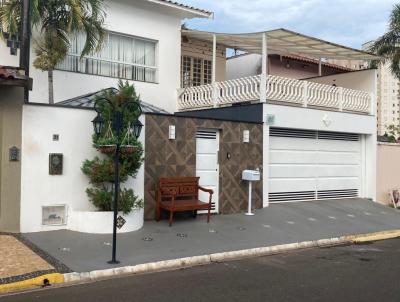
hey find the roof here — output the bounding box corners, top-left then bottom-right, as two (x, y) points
(279, 54), (354, 71)
(57, 88), (171, 114)
(182, 28), (380, 60)
(144, 0), (213, 19)
(0, 66), (32, 88)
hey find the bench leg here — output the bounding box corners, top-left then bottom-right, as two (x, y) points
(169, 210), (174, 227)
(156, 205), (161, 221)
(207, 207), (211, 223)
(192, 210), (197, 218)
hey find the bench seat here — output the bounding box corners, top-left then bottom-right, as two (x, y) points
(156, 177), (213, 226)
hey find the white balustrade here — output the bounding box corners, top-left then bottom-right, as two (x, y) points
(178, 74), (372, 114)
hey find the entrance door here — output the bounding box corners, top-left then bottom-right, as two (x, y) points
(196, 129), (219, 213)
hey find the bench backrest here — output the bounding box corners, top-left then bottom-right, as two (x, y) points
(158, 177), (199, 201)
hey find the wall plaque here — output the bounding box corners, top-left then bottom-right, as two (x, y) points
(49, 153), (63, 175)
(9, 146), (19, 161)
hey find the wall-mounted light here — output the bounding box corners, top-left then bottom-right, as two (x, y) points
(9, 146), (19, 161)
(243, 130), (250, 143)
(169, 125), (176, 140)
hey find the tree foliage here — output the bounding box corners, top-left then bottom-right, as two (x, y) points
(0, 0), (106, 103)
(81, 82), (144, 214)
(370, 4), (400, 79)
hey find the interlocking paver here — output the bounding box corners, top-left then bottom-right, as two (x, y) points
(0, 235), (53, 279)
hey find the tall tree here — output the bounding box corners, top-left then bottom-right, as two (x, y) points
(371, 4), (400, 80)
(0, 0), (106, 103)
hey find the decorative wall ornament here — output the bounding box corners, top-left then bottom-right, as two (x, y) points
(322, 114), (332, 127)
(266, 114), (275, 125)
(9, 146), (19, 161)
(49, 153), (63, 175)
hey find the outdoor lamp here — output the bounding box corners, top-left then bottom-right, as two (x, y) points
(132, 119), (143, 139)
(92, 113), (104, 137)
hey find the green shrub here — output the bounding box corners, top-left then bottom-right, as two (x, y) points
(81, 81), (144, 214)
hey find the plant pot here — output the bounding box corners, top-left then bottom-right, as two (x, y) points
(97, 144), (117, 154)
(121, 145), (137, 154)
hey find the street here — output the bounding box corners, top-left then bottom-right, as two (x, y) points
(2, 238), (400, 302)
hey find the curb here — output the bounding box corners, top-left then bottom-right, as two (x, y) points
(5, 229), (400, 293)
(63, 229), (400, 284)
(0, 273), (64, 294)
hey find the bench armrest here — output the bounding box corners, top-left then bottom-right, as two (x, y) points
(199, 186), (213, 195)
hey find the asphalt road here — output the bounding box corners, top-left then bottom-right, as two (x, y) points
(2, 238), (400, 302)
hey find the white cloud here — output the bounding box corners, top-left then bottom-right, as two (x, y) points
(181, 0), (397, 48)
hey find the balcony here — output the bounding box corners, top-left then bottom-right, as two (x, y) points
(178, 74), (373, 114)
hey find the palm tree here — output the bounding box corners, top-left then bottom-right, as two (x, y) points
(0, 0), (106, 104)
(370, 4), (400, 80)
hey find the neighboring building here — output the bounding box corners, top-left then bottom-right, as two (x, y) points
(0, 2), (380, 233)
(375, 62), (400, 135)
(227, 53), (354, 80)
(362, 41), (400, 135)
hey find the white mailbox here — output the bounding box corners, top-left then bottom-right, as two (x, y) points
(242, 169), (261, 181)
(242, 169), (261, 216)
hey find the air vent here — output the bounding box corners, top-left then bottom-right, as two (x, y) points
(269, 191), (316, 203)
(196, 130), (217, 139)
(318, 131), (359, 141)
(317, 189), (358, 199)
(270, 128), (316, 139)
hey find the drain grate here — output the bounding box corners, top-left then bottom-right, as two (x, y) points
(176, 233), (188, 238)
(142, 236), (154, 242)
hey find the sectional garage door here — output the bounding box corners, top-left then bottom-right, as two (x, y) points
(269, 128), (361, 203)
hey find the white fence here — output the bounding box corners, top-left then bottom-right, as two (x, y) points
(178, 75), (372, 114)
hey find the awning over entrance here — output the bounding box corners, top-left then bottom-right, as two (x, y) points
(182, 28), (379, 60)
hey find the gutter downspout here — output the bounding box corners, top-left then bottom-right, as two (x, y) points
(20, 0), (31, 103)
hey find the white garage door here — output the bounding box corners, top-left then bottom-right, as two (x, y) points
(269, 128), (361, 203)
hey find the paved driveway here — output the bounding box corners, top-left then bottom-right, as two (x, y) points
(23, 198), (400, 272)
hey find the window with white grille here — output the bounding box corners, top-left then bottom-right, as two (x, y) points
(181, 56), (212, 87)
(57, 32), (157, 83)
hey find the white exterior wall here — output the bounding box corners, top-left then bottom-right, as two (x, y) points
(226, 54), (261, 80)
(262, 103), (377, 205)
(2, 0), (184, 113)
(20, 104), (145, 232)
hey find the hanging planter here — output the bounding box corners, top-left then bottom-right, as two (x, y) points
(96, 122), (117, 154)
(98, 145), (117, 154)
(120, 145), (137, 154)
(120, 125), (138, 155)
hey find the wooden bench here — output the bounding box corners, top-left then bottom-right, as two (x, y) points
(156, 177), (213, 226)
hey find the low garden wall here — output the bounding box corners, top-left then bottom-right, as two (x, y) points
(377, 143), (400, 204)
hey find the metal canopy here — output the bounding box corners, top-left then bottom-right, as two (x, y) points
(182, 28), (379, 60)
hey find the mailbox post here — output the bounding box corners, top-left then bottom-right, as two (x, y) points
(242, 169), (261, 216)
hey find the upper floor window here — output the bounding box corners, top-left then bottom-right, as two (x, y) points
(57, 32), (157, 83)
(181, 56), (212, 88)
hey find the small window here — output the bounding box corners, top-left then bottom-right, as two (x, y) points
(181, 56), (212, 88)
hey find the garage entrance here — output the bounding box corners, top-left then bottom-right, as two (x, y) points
(269, 127), (361, 203)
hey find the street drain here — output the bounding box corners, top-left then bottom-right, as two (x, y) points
(177, 233), (188, 238)
(142, 236), (154, 242)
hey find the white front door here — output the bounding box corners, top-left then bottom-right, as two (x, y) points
(196, 129), (219, 213)
(268, 128), (361, 203)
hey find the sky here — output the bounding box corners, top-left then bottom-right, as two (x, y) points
(179, 0), (397, 49)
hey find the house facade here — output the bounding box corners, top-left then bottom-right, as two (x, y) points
(0, 1), (380, 233)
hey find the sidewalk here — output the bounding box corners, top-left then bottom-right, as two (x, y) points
(23, 198), (400, 273)
(0, 233), (69, 291)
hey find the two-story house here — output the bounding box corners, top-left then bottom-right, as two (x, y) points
(0, 1), (379, 234)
